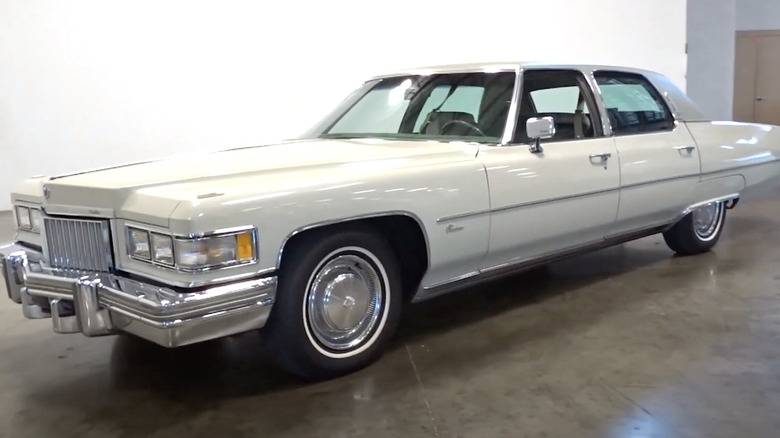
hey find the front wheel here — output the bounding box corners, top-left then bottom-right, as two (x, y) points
(663, 201), (727, 255)
(263, 228), (402, 380)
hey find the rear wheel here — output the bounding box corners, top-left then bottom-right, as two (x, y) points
(663, 201), (726, 255)
(263, 228), (402, 380)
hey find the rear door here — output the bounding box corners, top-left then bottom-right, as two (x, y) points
(594, 71), (702, 236)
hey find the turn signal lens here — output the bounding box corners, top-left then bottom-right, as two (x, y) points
(236, 232), (254, 261)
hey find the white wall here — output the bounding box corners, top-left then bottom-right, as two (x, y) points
(0, 0), (687, 210)
(686, 0), (736, 120)
(737, 0), (780, 30)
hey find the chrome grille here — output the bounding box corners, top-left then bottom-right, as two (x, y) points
(44, 217), (113, 272)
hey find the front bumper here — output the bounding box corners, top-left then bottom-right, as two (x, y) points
(0, 242), (276, 347)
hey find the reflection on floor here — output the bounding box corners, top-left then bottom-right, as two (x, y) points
(0, 181), (779, 437)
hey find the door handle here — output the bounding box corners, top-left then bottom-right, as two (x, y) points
(589, 153), (612, 162)
(674, 146), (696, 154)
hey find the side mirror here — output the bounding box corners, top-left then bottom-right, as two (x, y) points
(526, 116), (555, 153)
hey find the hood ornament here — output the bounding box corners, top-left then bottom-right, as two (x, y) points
(43, 186), (51, 200)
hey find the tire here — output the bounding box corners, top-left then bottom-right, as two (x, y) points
(663, 201), (727, 255)
(263, 227), (402, 380)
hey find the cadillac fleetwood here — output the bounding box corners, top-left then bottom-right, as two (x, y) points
(2, 63), (779, 379)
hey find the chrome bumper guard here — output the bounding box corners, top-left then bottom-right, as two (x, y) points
(0, 242), (276, 347)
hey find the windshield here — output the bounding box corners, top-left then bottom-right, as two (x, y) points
(304, 72), (516, 144)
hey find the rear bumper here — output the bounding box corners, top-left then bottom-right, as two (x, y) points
(0, 242), (276, 347)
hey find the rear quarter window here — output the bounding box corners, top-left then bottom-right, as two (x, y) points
(594, 72), (675, 135)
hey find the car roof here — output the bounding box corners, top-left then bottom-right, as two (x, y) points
(369, 62), (658, 79)
(368, 62), (706, 123)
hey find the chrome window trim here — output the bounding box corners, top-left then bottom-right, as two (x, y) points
(590, 69), (679, 137)
(581, 67), (614, 137)
(124, 223), (259, 273)
(497, 66), (615, 147)
(500, 67), (523, 145)
(369, 65), (519, 81)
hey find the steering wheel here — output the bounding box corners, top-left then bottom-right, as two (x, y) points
(440, 120), (487, 137)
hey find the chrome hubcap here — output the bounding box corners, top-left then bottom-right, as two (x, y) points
(692, 202), (723, 239)
(306, 254), (383, 351)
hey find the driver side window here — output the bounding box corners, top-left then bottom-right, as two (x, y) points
(513, 70), (601, 143)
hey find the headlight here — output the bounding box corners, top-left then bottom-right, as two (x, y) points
(125, 225), (256, 271)
(175, 231), (255, 270)
(16, 206), (31, 230)
(15, 205), (42, 233)
(127, 227), (151, 260)
(151, 233), (174, 266)
(30, 209), (42, 232)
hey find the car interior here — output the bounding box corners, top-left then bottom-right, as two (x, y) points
(513, 70), (599, 143)
(408, 73), (516, 139)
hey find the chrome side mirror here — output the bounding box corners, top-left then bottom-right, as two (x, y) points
(526, 116), (555, 154)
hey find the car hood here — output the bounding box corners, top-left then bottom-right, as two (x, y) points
(34, 138), (479, 225)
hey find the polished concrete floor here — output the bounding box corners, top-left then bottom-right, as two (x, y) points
(1, 182), (780, 437)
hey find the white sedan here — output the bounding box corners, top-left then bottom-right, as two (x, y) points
(2, 62), (779, 379)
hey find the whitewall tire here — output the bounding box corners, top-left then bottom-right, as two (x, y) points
(263, 227), (402, 380)
(663, 201), (727, 255)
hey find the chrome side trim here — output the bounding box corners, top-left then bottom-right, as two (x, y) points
(680, 193), (740, 217)
(620, 173), (701, 190)
(489, 187), (620, 214)
(437, 209), (491, 223)
(701, 158), (780, 177)
(275, 211), (431, 271)
(423, 270), (480, 290)
(438, 173), (704, 222)
(415, 224), (669, 302)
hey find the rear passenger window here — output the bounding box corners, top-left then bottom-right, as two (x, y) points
(594, 72), (674, 135)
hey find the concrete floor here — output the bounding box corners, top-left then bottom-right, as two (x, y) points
(1, 182), (779, 438)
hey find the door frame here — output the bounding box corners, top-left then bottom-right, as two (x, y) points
(733, 30), (780, 123)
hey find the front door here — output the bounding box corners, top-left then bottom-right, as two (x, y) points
(480, 69), (620, 271)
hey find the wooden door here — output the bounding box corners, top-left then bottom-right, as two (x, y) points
(734, 31), (780, 125)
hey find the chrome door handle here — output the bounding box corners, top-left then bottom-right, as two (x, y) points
(674, 146), (696, 154)
(589, 153), (612, 162)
